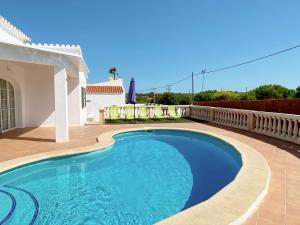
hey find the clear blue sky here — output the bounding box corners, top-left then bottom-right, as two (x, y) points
(1, 0), (300, 93)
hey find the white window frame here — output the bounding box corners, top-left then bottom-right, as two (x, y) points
(0, 79), (16, 133)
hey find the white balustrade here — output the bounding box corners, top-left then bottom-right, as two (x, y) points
(253, 111), (300, 144)
(104, 105), (190, 120)
(103, 105), (300, 145)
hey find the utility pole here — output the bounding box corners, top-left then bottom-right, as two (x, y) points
(201, 69), (206, 92)
(166, 85), (171, 93)
(192, 72), (194, 100)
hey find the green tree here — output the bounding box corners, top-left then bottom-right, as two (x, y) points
(254, 84), (294, 100)
(194, 90), (240, 101)
(176, 94), (192, 105)
(157, 92), (177, 105)
(213, 91), (240, 101)
(239, 90), (257, 100)
(109, 67), (117, 80)
(295, 86), (300, 98)
(194, 90), (218, 101)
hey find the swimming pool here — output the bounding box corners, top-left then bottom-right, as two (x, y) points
(0, 129), (242, 225)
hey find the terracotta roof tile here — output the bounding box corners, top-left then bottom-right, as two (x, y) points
(86, 85), (123, 94)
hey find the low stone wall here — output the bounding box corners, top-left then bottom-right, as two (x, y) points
(193, 99), (300, 115)
(102, 104), (300, 145)
(190, 105), (300, 145)
(104, 105), (190, 119)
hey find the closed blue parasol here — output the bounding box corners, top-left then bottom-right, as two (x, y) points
(127, 77), (136, 104)
(127, 78), (136, 120)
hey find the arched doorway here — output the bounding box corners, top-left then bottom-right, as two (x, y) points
(0, 78), (16, 132)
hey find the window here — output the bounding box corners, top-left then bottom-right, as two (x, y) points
(81, 87), (86, 109)
(0, 79), (16, 132)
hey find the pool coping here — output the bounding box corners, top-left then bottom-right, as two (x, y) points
(0, 127), (270, 225)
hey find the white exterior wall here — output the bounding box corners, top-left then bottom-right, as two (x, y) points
(0, 60), (24, 128)
(0, 60), (87, 128)
(67, 71), (87, 126)
(86, 78), (125, 122)
(0, 16), (89, 142)
(0, 27), (24, 44)
(0, 60), (55, 127)
(79, 72), (87, 125)
(23, 64), (55, 127)
(86, 92), (125, 121)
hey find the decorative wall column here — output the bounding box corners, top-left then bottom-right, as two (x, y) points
(54, 66), (69, 143)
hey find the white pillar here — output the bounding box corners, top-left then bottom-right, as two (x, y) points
(54, 66), (69, 143)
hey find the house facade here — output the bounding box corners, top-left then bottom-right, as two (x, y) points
(0, 16), (88, 142)
(86, 78), (125, 122)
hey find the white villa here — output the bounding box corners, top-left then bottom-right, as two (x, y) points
(0, 16), (89, 143)
(86, 78), (125, 122)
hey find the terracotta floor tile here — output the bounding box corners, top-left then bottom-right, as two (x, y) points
(1, 122), (299, 225)
(285, 214), (300, 225)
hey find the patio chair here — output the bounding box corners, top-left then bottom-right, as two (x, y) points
(138, 105), (148, 119)
(109, 105), (119, 120)
(125, 105), (135, 120)
(154, 105), (164, 119)
(168, 105), (180, 119)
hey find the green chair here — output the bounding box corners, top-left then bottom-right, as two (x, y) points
(154, 105), (164, 119)
(109, 105), (119, 120)
(125, 105), (135, 120)
(138, 105), (148, 119)
(168, 105), (180, 119)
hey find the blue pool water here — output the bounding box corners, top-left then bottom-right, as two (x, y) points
(0, 130), (242, 225)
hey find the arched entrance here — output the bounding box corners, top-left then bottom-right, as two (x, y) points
(0, 78), (16, 132)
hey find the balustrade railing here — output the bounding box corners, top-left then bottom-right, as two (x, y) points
(190, 105), (300, 145)
(104, 105), (190, 120)
(100, 104), (300, 145)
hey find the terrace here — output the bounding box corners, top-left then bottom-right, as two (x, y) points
(0, 105), (300, 224)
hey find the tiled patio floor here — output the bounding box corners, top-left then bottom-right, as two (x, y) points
(0, 122), (299, 225)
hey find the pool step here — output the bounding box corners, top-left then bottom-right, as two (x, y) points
(0, 186), (39, 225)
(0, 189), (16, 225)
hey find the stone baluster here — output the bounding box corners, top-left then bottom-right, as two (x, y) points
(228, 111), (232, 125)
(293, 120), (299, 139)
(298, 122), (300, 142)
(267, 116), (273, 133)
(242, 113), (246, 128)
(224, 111), (228, 124)
(263, 116), (268, 133)
(239, 113), (243, 127)
(276, 117), (282, 136)
(272, 117), (277, 135)
(287, 119), (293, 138)
(282, 119), (287, 137)
(232, 113), (236, 126)
(255, 114), (259, 131)
(235, 113), (239, 126)
(259, 115), (264, 132)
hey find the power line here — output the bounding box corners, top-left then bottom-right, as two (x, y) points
(137, 43), (300, 93)
(195, 44), (300, 75)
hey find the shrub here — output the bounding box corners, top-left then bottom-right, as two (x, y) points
(296, 86), (300, 98)
(239, 90), (257, 100)
(254, 84), (295, 100)
(157, 92), (177, 105)
(194, 90), (240, 101)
